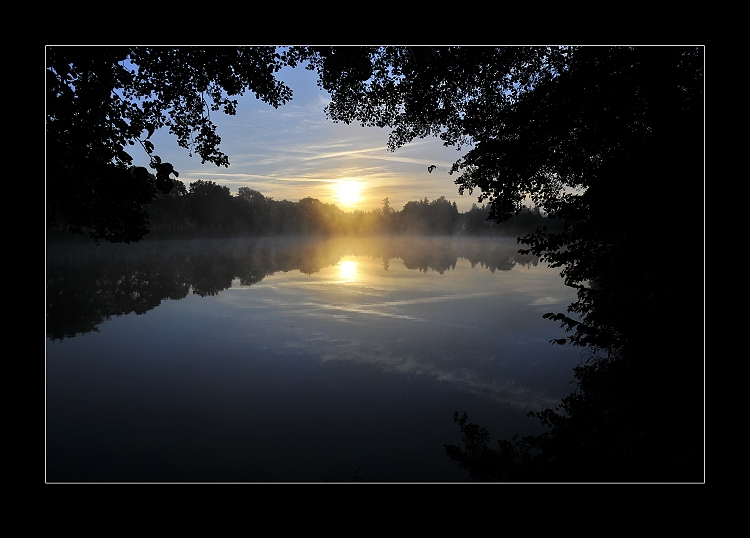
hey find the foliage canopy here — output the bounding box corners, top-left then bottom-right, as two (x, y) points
(304, 45), (704, 480)
(46, 46), (295, 242)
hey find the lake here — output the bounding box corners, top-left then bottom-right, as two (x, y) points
(46, 235), (583, 482)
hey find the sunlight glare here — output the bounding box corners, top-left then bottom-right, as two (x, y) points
(338, 260), (358, 282)
(334, 180), (363, 207)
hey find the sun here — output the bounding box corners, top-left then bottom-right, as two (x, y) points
(333, 180), (363, 207)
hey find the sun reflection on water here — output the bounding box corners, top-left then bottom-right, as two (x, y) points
(338, 259), (358, 282)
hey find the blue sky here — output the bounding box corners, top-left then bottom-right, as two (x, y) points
(130, 65), (475, 213)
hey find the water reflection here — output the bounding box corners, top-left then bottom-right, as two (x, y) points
(46, 236), (539, 341)
(46, 236), (579, 481)
(45, 236), (577, 412)
(228, 250), (578, 411)
(337, 259), (358, 282)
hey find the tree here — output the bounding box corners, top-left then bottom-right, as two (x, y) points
(305, 46), (704, 480)
(187, 180), (233, 231)
(237, 187), (269, 234)
(381, 197), (392, 215)
(46, 46), (296, 242)
(146, 178), (188, 232)
(303, 46), (702, 222)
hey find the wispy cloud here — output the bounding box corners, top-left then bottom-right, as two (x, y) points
(133, 76), (469, 211)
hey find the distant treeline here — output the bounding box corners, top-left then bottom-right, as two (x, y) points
(48, 179), (560, 242)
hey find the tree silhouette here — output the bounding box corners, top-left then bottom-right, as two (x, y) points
(146, 178), (188, 232)
(46, 46), (296, 242)
(381, 197), (392, 215)
(187, 180), (233, 232)
(307, 46), (704, 480)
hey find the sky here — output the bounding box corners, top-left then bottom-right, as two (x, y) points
(130, 65), (476, 213)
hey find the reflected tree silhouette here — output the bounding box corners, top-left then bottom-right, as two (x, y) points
(46, 237), (538, 341)
(46, 246), (191, 340)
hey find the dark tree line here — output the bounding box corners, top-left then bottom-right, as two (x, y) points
(128, 179), (549, 238)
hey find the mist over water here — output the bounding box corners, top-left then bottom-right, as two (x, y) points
(46, 236), (581, 482)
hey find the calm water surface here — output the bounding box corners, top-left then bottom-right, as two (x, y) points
(46, 236), (582, 482)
